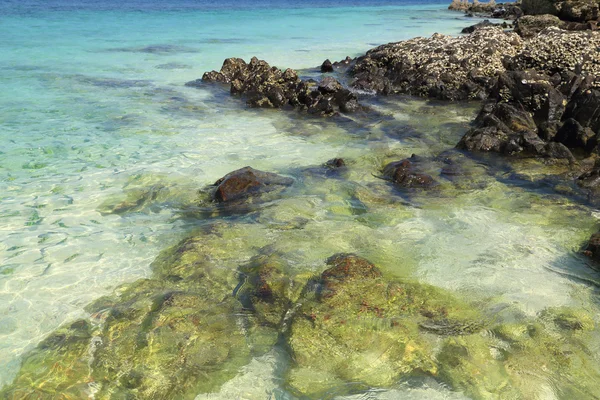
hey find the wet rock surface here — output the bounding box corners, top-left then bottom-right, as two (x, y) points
(0, 234), (279, 400)
(3, 246), (599, 399)
(212, 166), (293, 204)
(196, 57), (362, 116)
(382, 155), (437, 189)
(285, 254), (483, 396)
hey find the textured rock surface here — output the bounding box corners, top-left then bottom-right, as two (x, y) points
(350, 27), (523, 100)
(382, 156), (437, 188)
(0, 235), (278, 400)
(509, 28), (600, 81)
(514, 14), (563, 36)
(285, 254), (483, 396)
(196, 57), (361, 116)
(212, 166), (293, 204)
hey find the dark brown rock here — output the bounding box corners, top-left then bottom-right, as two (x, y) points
(320, 59), (334, 73)
(584, 231), (600, 261)
(213, 167), (293, 203)
(382, 156), (436, 188)
(198, 57), (361, 116)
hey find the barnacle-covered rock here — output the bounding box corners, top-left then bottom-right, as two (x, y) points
(349, 27), (523, 100)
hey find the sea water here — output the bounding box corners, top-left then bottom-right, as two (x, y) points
(1, 0), (599, 397)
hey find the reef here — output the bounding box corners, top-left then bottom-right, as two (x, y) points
(3, 246), (599, 399)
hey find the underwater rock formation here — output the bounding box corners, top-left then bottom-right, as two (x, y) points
(284, 253), (483, 396)
(0, 234), (279, 400)
(3, 245), (599, 399)
(195, 57), (361, 116)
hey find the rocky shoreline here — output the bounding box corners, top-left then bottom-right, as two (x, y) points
(190, 0), (600, 260)
(3, 1), (600, 399)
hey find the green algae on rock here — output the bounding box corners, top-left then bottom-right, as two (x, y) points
(284, 254), (483, 397)
(439, 306), (600, 400)
(0, 232), (279, 400)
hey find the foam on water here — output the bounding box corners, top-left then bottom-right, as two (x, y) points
(1, 0), (600, 396)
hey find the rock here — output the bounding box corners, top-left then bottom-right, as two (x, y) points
(198, 57), (362, 116)
(457, 100), (539, 155)
(0, 234), (279, 400)
(325, 158), (345, 168)
(382, 156), (436, 188)
(514, 14), (563, 37)
(584, 230), (600, 260)
(555, 118), (597, 150)
(349, 27), (523, 100)
(461, 19), (497, 33)
(285, 254), (483, 397)
(317, 76), (343, 94)
(320, 59), (334, 73)
(509, 28), (600, 83)
(564, 85), (600, 134)
(521, 0), (558, 15)
(213, 167), (293, 203)
(557, 0), (600, 22)
(450, 0), (523, 19)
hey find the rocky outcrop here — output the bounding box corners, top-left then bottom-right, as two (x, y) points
(449, 0), (523, 19)
(195, 57), (361, 116)
(461, 19), (509, 33)
(320, 59), (333, 73)
(514, 14), (563, 36)
(212, 167), (293, 203)
(457, 27), (600, 162)
(349, 27), (523, 100)
(507, 28), (600, 79)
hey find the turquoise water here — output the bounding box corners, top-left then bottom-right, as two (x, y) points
(1, 1), (600, 398)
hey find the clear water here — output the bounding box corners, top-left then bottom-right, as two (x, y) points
(1, 0), (599, 397)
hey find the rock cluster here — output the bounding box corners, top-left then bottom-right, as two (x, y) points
(195, 57), (360, 116)
(458, 28), (600, 162)
(349, 27), (523, 100)
(449, 0), (523, 18)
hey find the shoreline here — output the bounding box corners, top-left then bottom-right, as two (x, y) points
(2, 1), (600, 398)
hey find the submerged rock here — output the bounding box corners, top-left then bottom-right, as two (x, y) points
(0, 234), (279, 400)
(212, 166), (293, 203)
(285, 254), (483, 397)
(196, 57), (362, 116)
(382, 155), (436, 189)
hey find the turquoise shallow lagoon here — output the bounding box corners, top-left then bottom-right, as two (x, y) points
(1, 0), (600, 398)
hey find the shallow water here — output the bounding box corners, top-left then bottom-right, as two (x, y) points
(1, 0), (600, 398)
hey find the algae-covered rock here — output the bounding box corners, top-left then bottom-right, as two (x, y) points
(1, 320), (93, 400)
(236, 252), (300, 327)
(285, 254), (483, 397)
(439, 307), (600, 399)
(1, 233), (279, 400)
